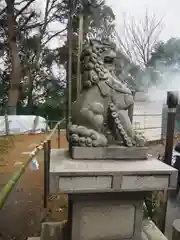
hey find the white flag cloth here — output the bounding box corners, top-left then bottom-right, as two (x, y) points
(29, 158), (39, 170)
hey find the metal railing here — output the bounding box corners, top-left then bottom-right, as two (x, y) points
(0, 118), (65, 209)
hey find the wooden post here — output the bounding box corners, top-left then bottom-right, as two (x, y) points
(164, 91), (178, 165)
(43, 140), (51, 208)
(151, 190), (168, 233)
(66, 0), (73, 151)
(172, 219), (180, 240)
(154, 91), (178, 233)
(46, 116), (49, 132)
(4, 112), (9, 135)
(47, 140), (51, 186)
(76, 10), (83, 98)
(58, 124), (60, 148)
(67, 0), (72, 126)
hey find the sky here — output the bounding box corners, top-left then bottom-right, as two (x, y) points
(106, 0), (180, 41)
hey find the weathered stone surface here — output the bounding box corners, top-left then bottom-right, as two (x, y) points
(27, 220), (169, 240)
(40, 221), (67, 240)
(172, 219), (180, 240)
(75, 203), (135, 240)
(69, 193), (143, 240)
(57, 175), (170, 193)
(71, 146), (148, 160)
(27, 238), (40, 240)
(47, 149), (176, 240)
(50, 149), (177, 176)
(59, 176), (112, 192)
(121, 175), (169, 190)
(141, 231), (149, 240)
(28, 220), (169, 240)
(49, 149), (177, 194)
(68, 40), (145, 149)
(142, 219), (168, 240)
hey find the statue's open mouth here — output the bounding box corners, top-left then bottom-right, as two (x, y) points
(104, 56), (114, 64)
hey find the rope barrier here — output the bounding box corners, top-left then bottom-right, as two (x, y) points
(0, 118), (65, 210)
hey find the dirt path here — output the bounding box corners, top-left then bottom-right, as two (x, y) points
(0, 133), (68, 240)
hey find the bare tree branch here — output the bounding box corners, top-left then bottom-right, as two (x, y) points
(14, 0), (27, 6)
(116, 9), (164, 68)
(19, 11), (36, 31)
(0, 7), (6, 17)
(15, 0), (36, 18)
(20, 21), (43, 31)
(34, 0), (54, 67)
(42, 27), (67, 46)
(0, 0), (36, 23)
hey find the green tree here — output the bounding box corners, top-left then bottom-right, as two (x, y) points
(0, 0), (38, 114)
(0, 0), (116, 120)
(149, 38), (180, 67)
(0, 0), (67, 115)
(146, 38), (180, 88)
(57, 0), (116, 101)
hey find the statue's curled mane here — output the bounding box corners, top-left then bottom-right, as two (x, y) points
(80, 40), (110, 89)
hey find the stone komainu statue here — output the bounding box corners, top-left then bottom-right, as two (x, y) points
(68, 39), (145, 147)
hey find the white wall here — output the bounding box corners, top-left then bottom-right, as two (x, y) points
(133, 101), (163, 141)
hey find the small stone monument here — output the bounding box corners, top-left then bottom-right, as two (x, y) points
(49, 40), (178, 240)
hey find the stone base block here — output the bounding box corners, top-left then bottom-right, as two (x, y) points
(68, 193), (143, 240)
(142, 220), (168, 240)
(70, 146), (148, 160)
(27, 238), (40, 240)
(41, 221), (67, 240)
(49, 149), (178, 194)
(27, 220), (168, 240)
(172, 219), (180, 240)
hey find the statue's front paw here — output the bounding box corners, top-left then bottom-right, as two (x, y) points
(68, 125), (108, 147)
(134, 135), (146, 147)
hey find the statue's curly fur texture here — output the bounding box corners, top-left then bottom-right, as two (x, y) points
(80, 43), (109, 88)
(68, 40), (145, 147)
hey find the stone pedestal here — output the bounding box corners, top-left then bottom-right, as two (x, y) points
(172, 219), (180, 240)
(49, 149), (177, 240)
(68, 193), (143, 240)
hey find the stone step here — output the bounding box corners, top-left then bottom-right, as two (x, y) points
(142, 220), (168, 240)
(27, 220), (167, 240)
(41, 221), (67, 240)
(27, 238), (40, 240)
